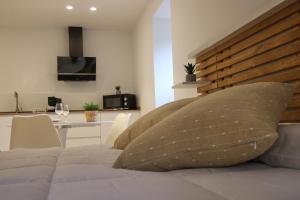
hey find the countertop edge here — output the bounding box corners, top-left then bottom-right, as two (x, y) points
(0, 108), (140, 115)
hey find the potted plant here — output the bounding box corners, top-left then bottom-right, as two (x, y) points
(115, 85), (121, 95)
(184, 63), (196, 82)
(83, 102), (99, 122)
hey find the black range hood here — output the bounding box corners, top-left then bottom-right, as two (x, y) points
(68, 27), (83, 57)
(57, 27), (96, 81)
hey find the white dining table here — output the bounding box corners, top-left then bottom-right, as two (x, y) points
(53, 121), (113, 147)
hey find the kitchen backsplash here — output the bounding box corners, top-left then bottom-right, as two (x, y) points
(0, 90), (134, 112)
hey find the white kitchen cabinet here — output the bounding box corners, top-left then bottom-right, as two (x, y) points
(0, 116), (13, 151)
(0, 110), (140, 151)
(62, 113), (101, 148)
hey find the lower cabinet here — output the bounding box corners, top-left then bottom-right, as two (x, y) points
(61, 113), (100, 148)
(0, 110), (140, 150)
(0, 116), (13, 151)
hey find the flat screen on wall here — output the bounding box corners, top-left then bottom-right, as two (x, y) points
(57, 56), (96, 81)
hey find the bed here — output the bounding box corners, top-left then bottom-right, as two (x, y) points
(1, 1), (300, 200)
(1, 143), (300, 200)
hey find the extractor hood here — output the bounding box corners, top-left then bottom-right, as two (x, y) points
(57, 27), (96, 81)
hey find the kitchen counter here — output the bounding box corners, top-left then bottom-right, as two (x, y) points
(0, 108), (140, 115)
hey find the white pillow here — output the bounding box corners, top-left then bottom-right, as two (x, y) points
(259, 123), (300, 169)
(105, 113), (131, 146)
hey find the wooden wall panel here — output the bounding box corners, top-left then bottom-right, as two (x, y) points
(196, 0), (300, 122)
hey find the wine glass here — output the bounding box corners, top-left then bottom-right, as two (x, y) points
(55, 103), (63, 121)
(63, 104), (69, 121)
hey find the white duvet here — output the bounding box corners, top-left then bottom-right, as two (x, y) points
(0, 145), (300, 200)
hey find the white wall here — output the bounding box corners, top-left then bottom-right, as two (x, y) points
(171, 0), (284, 99)
(0, 27), (135, 111)
(132, 0), (163, 115)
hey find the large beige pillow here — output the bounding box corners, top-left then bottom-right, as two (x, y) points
(114, 97), (198, 149)
(113, 82), (295, 171)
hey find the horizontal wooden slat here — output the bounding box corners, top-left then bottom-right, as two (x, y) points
(196, 49), (217, 64)
(259, 67), (300, 82)
(205, 73), (218, 81)
(233, 54), (300, 82)
(214, 66), (300, 90)
(196, 71), (218, 81)
(197, 82), (218, 94)
(218, 39), (300, 79)
(197, 65), (217, 76)
(216, 79), (230, 88)
(295, 81), (300, 93)
(217, 26), (300, 70)
(281, 110), (300, 122)
(218, 54), (300, 87)
(198, 56), (217, 69)
(217, 12), (300, 61)
(288, 94), (300, 108)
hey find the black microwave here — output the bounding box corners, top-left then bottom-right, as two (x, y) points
(103, 94), (137, 110)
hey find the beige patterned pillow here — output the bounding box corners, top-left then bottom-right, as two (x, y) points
(114, 97), (198, 149)
(113, 82), (295, 171)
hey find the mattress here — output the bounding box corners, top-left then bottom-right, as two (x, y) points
(0, 145), (299, 200)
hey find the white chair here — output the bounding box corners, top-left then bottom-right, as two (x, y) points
(10, 114), (62, 149)
(105, 113), (132, 146)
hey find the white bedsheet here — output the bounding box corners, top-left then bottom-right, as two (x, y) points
(0, 145), (300, 200)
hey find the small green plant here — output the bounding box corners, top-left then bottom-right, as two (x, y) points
(184, 63), (196, 74)
(115, 86), (120, 91)
(83, 102), (99, 111)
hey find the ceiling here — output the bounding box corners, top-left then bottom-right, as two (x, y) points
(0, 0), (149, 30)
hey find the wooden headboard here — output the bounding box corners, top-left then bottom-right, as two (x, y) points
(195, 0), (300, 122)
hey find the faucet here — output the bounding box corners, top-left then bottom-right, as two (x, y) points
(14, 91), (21, 113)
